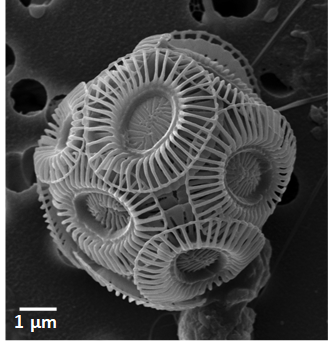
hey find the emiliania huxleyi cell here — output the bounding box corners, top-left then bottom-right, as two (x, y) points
(34, 30), (296, 312)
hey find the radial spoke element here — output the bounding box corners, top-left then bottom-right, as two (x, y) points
(134, 217), (265, 304)
(83, 48), (218, 193)
(186, 102), (296, 227)
(134, 30), (262, 102)
(34, 82), (86, 183)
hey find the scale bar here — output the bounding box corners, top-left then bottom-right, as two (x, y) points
(19, 307), (57, 312)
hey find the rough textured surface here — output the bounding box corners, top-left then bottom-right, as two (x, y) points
(178, 240), (271, 340)
(6, 0), (327, 340)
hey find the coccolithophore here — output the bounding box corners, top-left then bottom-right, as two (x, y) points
(34, 30), (296, 311)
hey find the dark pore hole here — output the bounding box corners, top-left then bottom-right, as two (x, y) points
(149, 313), (179, 340)
(56, 248), (76, 268)
(19, 0), (31, 6)
(6, 44), (15, 75)
(19, 0), (52, 6)
(260, 72), (294, 96)
(11, 79), (47, 115)
(278, 172), (299, 205)
(212, 0), (258, 17)
(189, 0), (205, 22)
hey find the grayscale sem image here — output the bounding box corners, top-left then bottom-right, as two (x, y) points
(6, 0), (327, 340)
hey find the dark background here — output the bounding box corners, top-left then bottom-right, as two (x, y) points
(6, 0), (327, 340)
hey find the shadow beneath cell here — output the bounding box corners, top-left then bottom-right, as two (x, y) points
(46, 94), (67, 124)
(278, 172), (299, 205)
(149, 312), (179, 340)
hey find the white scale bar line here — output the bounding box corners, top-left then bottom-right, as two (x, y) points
(19, 307), (57, 311)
